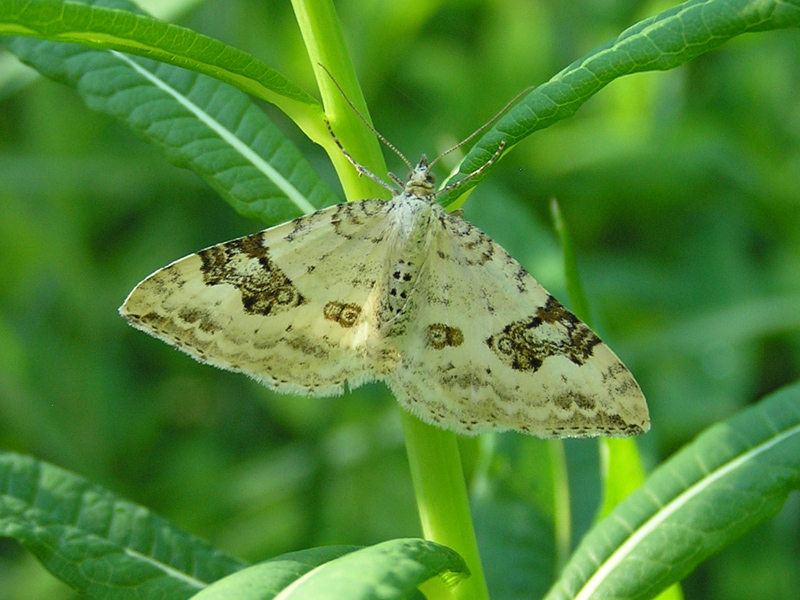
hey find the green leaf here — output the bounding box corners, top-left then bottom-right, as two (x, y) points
(0, 0), (323, 130)
(192, 539), (468, 600)
(544, 381), (800, 600)
(442, 0), (800, 205)
(3, 0), (341, 224)
(0, 451), (247, 600)
(189, 546), (359, 600)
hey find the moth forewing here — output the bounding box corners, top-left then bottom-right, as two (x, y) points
(378, 202), (648, 437)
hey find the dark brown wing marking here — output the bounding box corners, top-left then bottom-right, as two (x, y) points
(486, 297), (602, 372)
(199, 234), (306, 316)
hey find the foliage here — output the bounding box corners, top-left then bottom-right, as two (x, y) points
(1, 0), (800, 599)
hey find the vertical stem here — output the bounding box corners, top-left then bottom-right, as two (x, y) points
(291, 0), (388, 201)
(291, 3), (489, 596)
(401, 411), (491, 600)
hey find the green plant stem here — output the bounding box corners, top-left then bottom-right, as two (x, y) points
(291, 0), (388, 201)
(291, 3), (487, 596)
(401, 411), (490, 600)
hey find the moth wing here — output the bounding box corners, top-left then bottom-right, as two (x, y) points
(121, 199), (395, 397)
(385, 213), (649, 437)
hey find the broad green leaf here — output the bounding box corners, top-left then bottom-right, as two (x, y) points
(190, 546), (359, 600)
(544, 381), (800, 600)
(192, 539), (466, 600)
(0, 0), (323, 132)
(283, 538), (465, 600)
(0, 451), (247, 600)
(441, 0), (800, 205)
(3, 0), (340, 224)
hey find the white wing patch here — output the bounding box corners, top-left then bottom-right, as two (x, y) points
(121, 158), (649, 437)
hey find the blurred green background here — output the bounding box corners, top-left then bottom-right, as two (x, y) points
(1, 0), (799, 598)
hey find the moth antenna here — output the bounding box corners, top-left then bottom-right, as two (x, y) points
(388, 173), (406, 188)
(319, 64), (414, 172)
(438, 140), (506, 196)
(325, 120), (397, 194)
(428, 86), (533, 169)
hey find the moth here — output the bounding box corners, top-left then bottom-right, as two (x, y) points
(120, 130), (649, 437)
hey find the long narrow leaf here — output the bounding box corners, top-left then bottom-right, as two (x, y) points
(0, 0), (324, 132)
(190, 546), (359, 600)
(3, 0), (340, 224)
(441, 0), (800, 204)
(545, 381), (800, 600)
(0, 451), (247, 600)
(192, 540), (467, 600)
(279, 538), (467, 600)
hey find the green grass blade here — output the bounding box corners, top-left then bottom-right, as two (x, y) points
(0, 0), (324, 133)
(550, 198), (649, 516)
(596, 438), (648, 520)
(441, 0), (800, 205)
(3, 8), (340, 223)
(0, 451), (247, 600)
(544, 381), (800, 600)
(193, 539), (467, 600)
(471, 435), (562, 599)
(549, 198), (591, 326)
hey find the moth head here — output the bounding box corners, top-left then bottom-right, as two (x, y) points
(403, 155), (436, 198)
